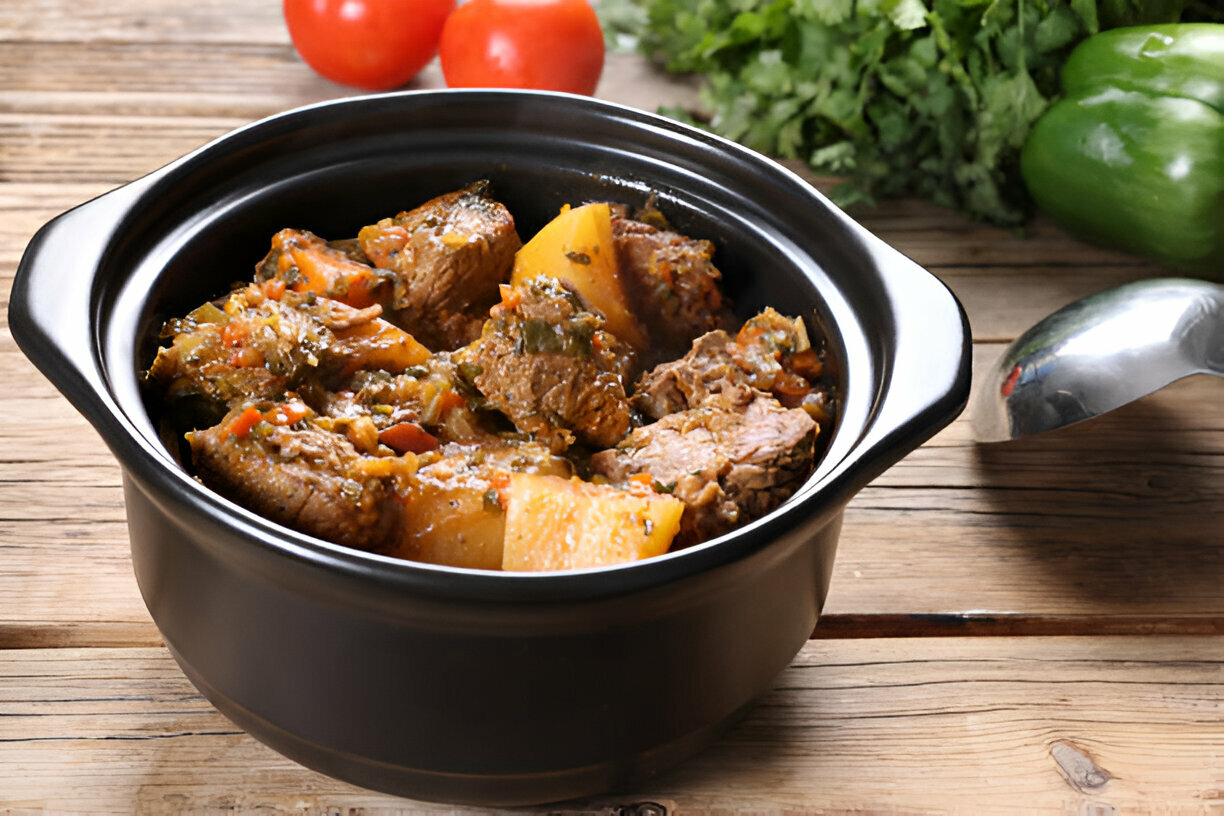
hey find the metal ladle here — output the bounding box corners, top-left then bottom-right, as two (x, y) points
(973, 278), (1224, 443)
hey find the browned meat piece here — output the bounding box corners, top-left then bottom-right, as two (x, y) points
(358, 182), (521, 350)
(631, 329), (754, 420)
(462, 277), (632, 452)
(612, 214), (729, 366)
(595, 307), (829, 547)
(148, 284), (432, 424)
(589, 394), (816, 547)
(189, 403), (412, 552)
(633, 308), (834, 424)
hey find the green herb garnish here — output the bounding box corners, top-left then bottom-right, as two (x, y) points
(623, 0), (1186, 225)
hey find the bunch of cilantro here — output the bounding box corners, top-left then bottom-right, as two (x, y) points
(616, 0), (1196, 225)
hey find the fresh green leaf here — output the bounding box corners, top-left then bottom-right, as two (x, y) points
(886, 0), (929, 31)
(1069, 0), (1100, 34)
(633, 0), (1191, 225)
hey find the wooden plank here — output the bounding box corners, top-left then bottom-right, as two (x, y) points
(0, 0), (287, 45)
(0, 638), (1219, 812)
(1, 0), (1220, 645)
(826, 356), (1224, 624)
(0, 286), (1220, 642)
(0, 361), (1217, 640)
(0, 187), (1172, 340)
(0, 41), (700, 117)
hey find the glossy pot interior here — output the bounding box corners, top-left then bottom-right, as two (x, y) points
(10, 90), (970, 805)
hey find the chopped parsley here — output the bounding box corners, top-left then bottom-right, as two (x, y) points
(609, 0), (1191, 225)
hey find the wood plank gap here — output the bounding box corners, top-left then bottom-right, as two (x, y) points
(814, 613), (1224, 639)
(0, 623), (163, 650)
(4, 615), (1223, 651)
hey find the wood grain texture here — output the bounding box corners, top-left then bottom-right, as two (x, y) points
(1, 0), (1222, 640)
(0, 638), (1220, 813)
(3, 0), (1223, 809)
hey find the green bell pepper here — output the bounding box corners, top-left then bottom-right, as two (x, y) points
(1021, 24), (1224, 275)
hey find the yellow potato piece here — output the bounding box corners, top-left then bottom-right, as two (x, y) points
(502, 473), (684, 571)
(395, 469), (509, 571)
(511, 202), (647, 350)
(389, 449), (571, 571)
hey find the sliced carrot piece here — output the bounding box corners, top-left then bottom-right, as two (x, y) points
(220, 319), (247, 348)
(261, 277), (287, 300)
(437, 389), (466, 414)
(271, 228), (381, 309)
(378, 422), (440, 455)
(267, 399), (309, 426)
(227, 406), (263, 439)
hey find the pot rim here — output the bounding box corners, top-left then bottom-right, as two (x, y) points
(12, 88), (971, 603)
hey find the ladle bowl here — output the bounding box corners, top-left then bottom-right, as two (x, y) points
(974, 278), (1224, 443)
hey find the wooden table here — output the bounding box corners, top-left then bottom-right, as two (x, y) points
(2, 2), (1221, 812)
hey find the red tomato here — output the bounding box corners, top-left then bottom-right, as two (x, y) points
(438, 0), (605, 95)
(284, 0), (455, 91)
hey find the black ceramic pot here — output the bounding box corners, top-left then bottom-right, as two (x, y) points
(10, 90), (970, 805)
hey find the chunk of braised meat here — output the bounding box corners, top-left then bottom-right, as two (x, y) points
(633, 308), (833, 424)
(589, 394), (816, 548)
(630, 329), (754, 420)
(612, 214), (729, 366)
(595, 308), (831, 547)
(147, 284), (430, 424)
(358, 181), (521, 350)
(189, 400), (413, 553)
(255, 228), (389, 309)
(461, 277), (632, 452)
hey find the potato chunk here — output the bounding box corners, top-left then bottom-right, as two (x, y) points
(385, 443), (572, 570)
(511, 202), (647, 350)
(502, 473), (684, 571)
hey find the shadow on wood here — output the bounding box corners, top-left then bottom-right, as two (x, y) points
(970, 375), (1224, 611)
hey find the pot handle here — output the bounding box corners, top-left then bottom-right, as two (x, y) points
(829, 230), (972, 492)
(8, 173), (160, 420)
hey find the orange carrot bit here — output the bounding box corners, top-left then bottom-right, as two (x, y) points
(343, 273), (378, 309)
(437, 389), (466, 415)
(227, 348), (265, 368)
(788, 348), (823, 379)
(220, 319), (248, 348)
(487, 470), (513, 509)
(227, 406), (264, 439)
(378, 422), (440, 455)
(268, 399), (310, 426)
(626, 472), (656, 497)
(261, 277), (287, 300)
(498, 283), (522, 310)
